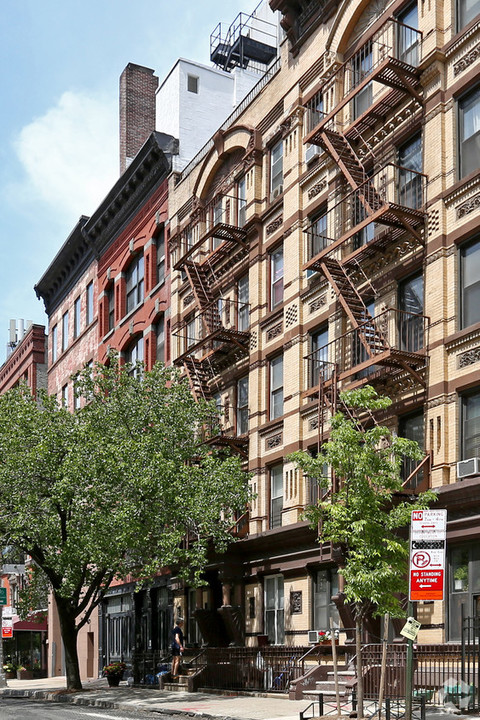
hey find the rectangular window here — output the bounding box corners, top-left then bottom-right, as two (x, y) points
(265, 575), (285, 645)
(156, 230), (166, 286)
(86, 282), (94, 325)
(51, 324), (57, 363)
(107, 286), (115, 332)
(307, 211), (328, 275)
(187, 74), (199, 93)
(398, 272), (424, 351)
(156, 315), (165, 364)
(74, 297), (81, 339)
(448, 544), (480, 640)
(399, 410), (424, 487)
(352, 41), (373, 118)
(186, 316), (196, 350)
(310, 326), (329, 387)
(237, 176), (246, 227)
(398, 134), (422, 209)
(397, 4), (419, 66)
(459, 88), (480, 179)
(62, 311), (69, 352)
(237, 275), (249, 331)
(457, 0), (480, 30)
(126, 337), (144, 378)
(270, 355), (284, 420)
(270, 140), (283, 198)
(237, 376), (249, 435)
(313, 568), (340, 631)
(61, 384), (68, 408)
(462, 390), (480, 460)
(461, 238), (480, 328)
(270, 465), (283, 529)
(270, 246), (284, 309)
(126, 256), (144, 314)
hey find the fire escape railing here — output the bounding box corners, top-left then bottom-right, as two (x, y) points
(304, 307), (428, 386)
(304, 162), (426, 272)
(173, 193), (248, 271)
(304, 17), (423, 141)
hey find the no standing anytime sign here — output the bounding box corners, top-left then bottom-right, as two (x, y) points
(409, 509), (447, 602)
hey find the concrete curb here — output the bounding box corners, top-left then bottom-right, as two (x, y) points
(0, 688), (258, 720)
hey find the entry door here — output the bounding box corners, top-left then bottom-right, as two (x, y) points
(265, 576), (284, 645)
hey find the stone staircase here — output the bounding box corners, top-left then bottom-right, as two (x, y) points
(161, 666), (198, 692)
(304, 669), (356, 702)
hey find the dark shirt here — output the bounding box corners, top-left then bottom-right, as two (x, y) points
(172, 624), (184, 649)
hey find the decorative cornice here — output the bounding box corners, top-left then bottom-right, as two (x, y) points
(266, 216), (283, 236)
(266, 322), (283, 342)
(453, 41), (480, 76)
(426, 393), (456, 410)
(457, 192), (480, 218)
(308, 178), (327, 200)
(459, 346), (480, 368)
(266, 432), (283, 449)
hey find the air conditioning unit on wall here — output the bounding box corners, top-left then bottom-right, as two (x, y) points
(457, 457), (480, 479)
(305, 144), (322, 163)
(272, 184), (283, 199)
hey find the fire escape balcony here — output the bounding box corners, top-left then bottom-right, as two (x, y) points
(202, 402), (249, 460)
(303, 162), (426, 274)
(304, 307), (429, 398)
(175, 297), (250, 370)
(173, 193), (248, 273)
(304, 18), (423, 148)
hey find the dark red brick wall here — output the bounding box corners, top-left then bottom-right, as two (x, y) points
(119, 63), (158, 174)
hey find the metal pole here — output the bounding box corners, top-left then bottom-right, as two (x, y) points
(405, 600), (414, 720)
(0, 605), (6, 687)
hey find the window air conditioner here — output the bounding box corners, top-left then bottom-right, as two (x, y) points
(305, 144), (322, 163)
(308, 630), (321, 644)
(457, 457), (480, 479)
(272, 185), (283, 199)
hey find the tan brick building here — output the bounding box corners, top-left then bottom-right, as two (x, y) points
(168, 0), (480, 651)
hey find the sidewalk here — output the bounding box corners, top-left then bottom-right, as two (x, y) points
(0, 676), (311, 720)
(0, 677), (476, 720)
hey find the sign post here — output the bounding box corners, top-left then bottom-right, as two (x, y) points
(405, 510), (447, 720)
(0, 588), (7, 688)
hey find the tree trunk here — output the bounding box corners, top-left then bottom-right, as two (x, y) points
(54, 593), (82, 690)
(356, 614), (364, 719)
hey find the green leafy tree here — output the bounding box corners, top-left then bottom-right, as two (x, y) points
(289, 386), (435, 717)
(0, 358), (250, 690)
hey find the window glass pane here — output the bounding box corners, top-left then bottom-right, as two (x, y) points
(62, 312), (69, 351)
(86, 282), (94, 324)
(311, 326), (329, 386)
(458, 0), (480, 29)
(461, 239), (480, 327)
(156, 316), (165, 364)
(460, 89), (480, 178)
(398, 134), (422, 209)
(398, 273), (424, 351)
(74, 297), (81, 338)
(238, 275), (249, 331)
(271, 248), (284, 308)
(271, 141), (283, 194)
(157, 231), (165, 285)
(397, 4), (419, 65)
(463, 391), (480, 459)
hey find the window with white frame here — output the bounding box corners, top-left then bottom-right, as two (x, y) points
(237, 176), (247, 227)
(237, 274), (249, 331)
(156, 229), (166, 286)
(86, 282), (94, 325)
(156, 315), (165, 364)
(74, 296), (81, 339)
(461, 390), (480, 461)
(270, 246), (284, 309)
(270, 140), (283, 198)
(51, 324), (58, 363)
(459, 87), (480, 179)
(265, 575), (284, 645)
(270, 464), (283, 529)
(62, 311), (69, 352)
(107, 285), (115, 333)
(457, 0), (480, 30)
(61, 384), (69, 408)
(460, 237), (480, 328)
(236, 376), (249, 435)
(126, 337), (144, 377)
(269, 355), (284, 420)
(126, 256), (144, 314)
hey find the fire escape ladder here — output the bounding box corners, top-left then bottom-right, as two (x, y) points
(320, 129), (383, 216)
(321, 257), (387, 360)
(183, 356), (213, 402)
(184, 261), (222, 336)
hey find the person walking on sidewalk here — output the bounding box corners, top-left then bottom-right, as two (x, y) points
(171, 618), (185, 678)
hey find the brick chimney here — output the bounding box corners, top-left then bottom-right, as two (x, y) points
(119, 63), (159, 174)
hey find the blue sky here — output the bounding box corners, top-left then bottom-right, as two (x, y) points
(0, 0), (261, 360)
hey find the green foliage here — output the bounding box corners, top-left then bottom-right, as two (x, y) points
(289, 386), (435, 618)
(0, 356), (251, 620)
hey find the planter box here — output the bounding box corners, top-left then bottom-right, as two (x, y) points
(17, 670), (33, 680)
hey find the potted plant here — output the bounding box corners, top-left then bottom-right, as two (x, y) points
(103, 661), (126, 687)
(3, 662), (16, 679)
(16, 665), (33, 680)
(317, 630), (332, 645)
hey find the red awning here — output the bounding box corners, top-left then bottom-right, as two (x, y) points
(12, 611), (47, 632)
